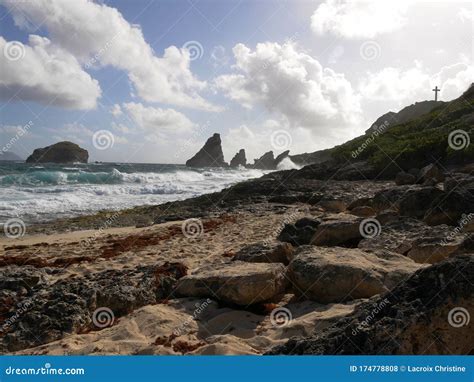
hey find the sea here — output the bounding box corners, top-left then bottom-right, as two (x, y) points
(0, 162), (270, 223)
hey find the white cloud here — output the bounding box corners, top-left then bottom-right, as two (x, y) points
(123, 102), (195, 133)
(359, 62), (474, 105)
(3, 0), (218, 111)
(214, 42), (362, 140)
(0, 35), (101, 110)
(110, 104), (123, 117)
(311, 0), (412, 39)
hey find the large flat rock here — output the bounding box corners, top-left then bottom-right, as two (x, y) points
(175, 262), (288, 306)
(289, 246), (425, 303)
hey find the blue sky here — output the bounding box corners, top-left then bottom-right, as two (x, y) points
(0, 0), (473, 163)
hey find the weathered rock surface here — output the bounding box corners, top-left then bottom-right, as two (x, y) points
(26, 141), (88, 164)
(232, 241), (294, 264)
(278, 217), (321, 246)
(175, 262), (287, 305)
(229, 149), (246, 167)
(289, 246), (425, 303)
(186, 133), (227, 167)
(311, 214), (362, 246)
(418, 163), (444, 184)
(269, 255), (474, 355)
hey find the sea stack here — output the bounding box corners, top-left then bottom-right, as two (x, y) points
(230, 149), (246, 167)
(26, 141), (88, 164)
(252, 150), (290, 169)
(186, 133), (227, 167)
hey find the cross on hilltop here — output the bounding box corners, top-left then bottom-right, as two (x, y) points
(432, 86), (440, 101)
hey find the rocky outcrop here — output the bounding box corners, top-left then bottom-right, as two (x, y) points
(278, 218), (321, 246)
(418, 163), (444, 184)
(174, 262), (287, 305)
(252, 151), (275, 169)
(289, 246), (425, 303)
(185, 133), (227, 167)
(232, 241), (294, 264)
(229, 149), (246, 167)
(311, 214), (363, 246)
(395, 171), (416, 185)
(26, 141), (88, 164)
(269, 255), (474, 355)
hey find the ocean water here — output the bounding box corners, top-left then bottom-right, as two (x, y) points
(0, 162), (267, 223)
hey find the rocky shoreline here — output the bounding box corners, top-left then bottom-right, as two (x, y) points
(1, 160), (472, 355)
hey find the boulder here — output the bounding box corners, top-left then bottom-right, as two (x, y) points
(423, 189), (474, 226)
(418, 163), (444, 184)
(289, 246), (425, 303)
(395, 171), (416, 185)
(269, 255), (474, 355)
(398, 187), (444, 219)
(232, 241), (295, 265)
(311, 214), (362, 246)
(407, 237), (464, 264)
(174, 262), (287, 306)
(185, 133), (227, 167)
(229, 149), (246, 167)
(26, 141), (88, 164)
(277, 218), (321, 246)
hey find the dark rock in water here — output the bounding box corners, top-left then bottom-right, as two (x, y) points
(229, 149), (246, 167)
(395, 171), (416, 185)
(277, 218), (321, 246)
(185, 133), (227, 167)
(0, 262), (187, 352)
(26, 141), (88, 164)
(268, 255), (474, 354)
(253, 151), (275, 169)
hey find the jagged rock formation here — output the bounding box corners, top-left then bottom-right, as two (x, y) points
(252, 150), (290, 170)
(0, 151), (23, 161)
(26, 141), (88, 164)
(268, 255), (474, 355)
(230, 149), (246, 167)
(185, 133), (227, 168)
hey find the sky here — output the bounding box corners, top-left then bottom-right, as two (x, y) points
(0, 0), (473, 164)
